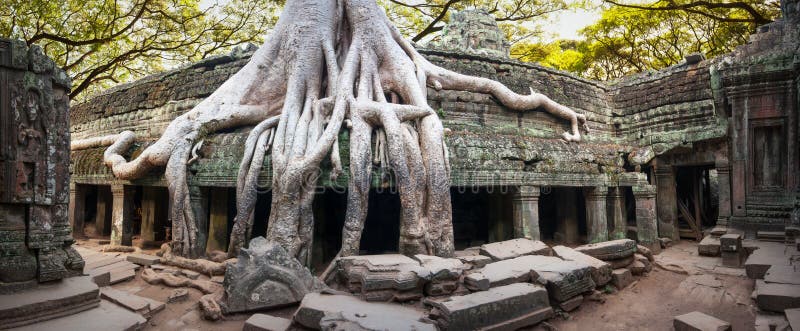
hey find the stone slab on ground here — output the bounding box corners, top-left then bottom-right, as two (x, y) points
(0, 276), (101, 329)
(745, 251), (790, 279)
(612, 269), (633, 290)
(673, 311), (731, 331)
(698, 236), (721, 256)
(91, 271), (111, 287)
(426, 283), (554, 331)
(628, 260), (647, 276)
(574, 239), (636, 261)
(479, 238), (551, 261)
(553, 245), (612, 286)
(8, 300), (146, 331)
(456, 255), (492, 269)
(709, 227), (728, 237)
(100, 287), (165, 318)
(464, 255), (557, 291)
(126, 253), (160, 266)
(764, 265), (800, 285)
(413, 255), (466, 296)
(786, 308), (800, 331)
(529, 260), (595, 303)
(721, 250), (745, 268)
(244, 314), (292, 331)
(755, 312), (789, 331)
(719, 234), (742, 252)
(607, 255), (635, 269)
(756, 282), (800, 312)
(109, 268), (136, 285)
(294, 293), (436, 330)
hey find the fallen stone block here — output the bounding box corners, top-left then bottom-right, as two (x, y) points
(426, 283), (554, 331)
(755, 312), (790, 331)
(180, 269), (200, 280)
(764, 265), (800, 285)
(553, 245), (612, 286)
(413, 255), (467, 296)
(456, 255), (491, 269)
(479, 238), (551, 261)
(224, 237), (327, 313)
(91, 271), (111, 287)
(786, 308), (800, 331)
(168, 289), (189, 303)
(698, 236), (721, 256)
(607, 255), (634, 269)
(673, 311), (731, 331)
(100, 287), (165, 318)
(337, 254), (428, 301)
(721, 250), (745, 268)
(745, 252), (789, 279)
(126, 253), (160, 266)
(109, 268), (136, 285)
(636, 245), (654, 262)
(633, 254), (652, 272)
(8, 300), (146, 331)
(295, 293), (435, 330)
(244, 314), (292, 331)
(659, 237), (673, 249)
(0, 276), (101, 329)
(464, 255), (557, 291)
(559, 295), (583, 312)
(612, 269), (632, 290)
(574, 239), (636, 261)
(719, 234), (742, 252)
(531, 260), (595, 302)
(627, 260), (647, 276)
(709, 227), (728, 237)
(756, 282), (800, 312)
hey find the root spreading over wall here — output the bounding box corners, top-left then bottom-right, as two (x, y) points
(103, 0), (586, 260)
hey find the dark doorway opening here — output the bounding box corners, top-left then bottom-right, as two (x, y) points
(538, 187), (587, 245)
(312, 189), (346, 272)
(451, 187), (513, 250)
(675, 165), (718, 240)
(359, 189), (401, 254)
(251, 191), (272, 239)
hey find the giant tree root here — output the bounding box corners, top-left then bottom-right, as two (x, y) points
(140, 268), (222, 294)
(102, 0), (588, 261)
(157, 244), (234, 277)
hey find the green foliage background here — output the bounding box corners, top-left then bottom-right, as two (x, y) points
(0, 0), (782, 100)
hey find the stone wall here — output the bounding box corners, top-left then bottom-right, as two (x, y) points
(0, 39), (83, 292)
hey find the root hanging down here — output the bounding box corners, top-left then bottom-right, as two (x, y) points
(101, 0), (588, 261)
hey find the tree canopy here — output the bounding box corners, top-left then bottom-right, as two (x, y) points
(1, 0), (783, 98)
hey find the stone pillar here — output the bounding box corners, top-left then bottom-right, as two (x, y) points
(584, 186), (609, 243)
(632, 184), (660, 253)
(95, 185), (112, 236)
(206, 188), (229, 253)
(715, 160), (732, 227)
(68, 183), (87, 238)
(555, 188), (580, 244)
(607, 187), (627, 240)
(512, 186), (541, 240)
(654, 165), (678, 240)
(189, 185), (209, 255)
(110, 184), (134, 246)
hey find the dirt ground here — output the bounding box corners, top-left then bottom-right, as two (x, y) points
(76, 239), (757, 331)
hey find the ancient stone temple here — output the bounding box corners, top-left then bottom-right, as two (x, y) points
(67, 6), (798, 271)
(0, 39), (94, 328)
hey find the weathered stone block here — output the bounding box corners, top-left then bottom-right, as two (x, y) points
(745, 252), (789, 279)
(531, 260), (595, 302)
(673, 311), (731, 331)
(786, 308), (800, 331)
(636, 244), (654, 261)
(426, 283), (554, 331)
(756, 282), (800, 312)
(574, 239), (636, 261)
(763, 265), (800, 285)
(244, 314), (292, 331)
(126, 253), (160, 266)
(719, 234), (742, 252)
(559, 295), (583, 312)
(721, 250), (745, 268)
(479, 238), (551, 261)
(295, 293), (435, 330)
(0, 276), (100, 329)
(611, 269), (632, 290)
(709, 227), (728, 237)
(553, 245), (612, 286)
(224, 237), (326, 313)
(628, 260), (647, 276)
(464, 255), (553, 291)
(607, 255), (635, 269)
(456, 254), (491, 269)
(698, 236), (721, 256)
(413, 255), (466, 296)
(337, 254), (428, 302)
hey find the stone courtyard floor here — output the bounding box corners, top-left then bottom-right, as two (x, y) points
(69, 239), (766, 331)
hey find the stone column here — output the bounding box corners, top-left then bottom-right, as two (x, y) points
(95, 185), (112, 236)
(585, 186), (609, 243)
(110, 184), (134, 246)
(654, 165), (678, 240)
(206, 188), (229, 253)
(189, 185), (209, 255)
(715, 160), (732, 227)
(607, 187), (627, 240)
(632, 184), (660, 253)
(68, 183), (87, 238)
(555, 188), (580, 244)
(512, 186), (541, 240)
